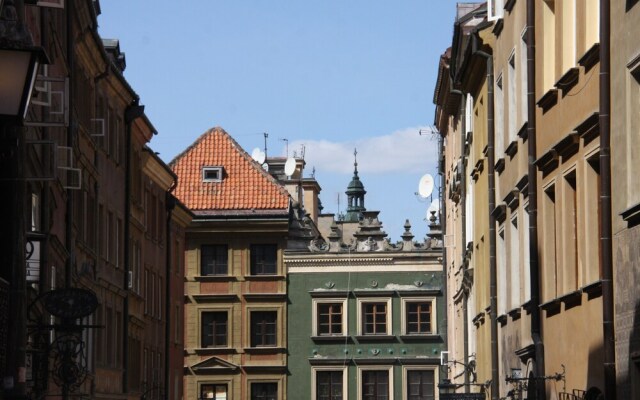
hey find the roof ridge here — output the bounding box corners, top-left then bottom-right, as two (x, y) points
(168, 126), (226, 167)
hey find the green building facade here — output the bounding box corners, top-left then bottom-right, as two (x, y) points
(285, 162), (445, 400)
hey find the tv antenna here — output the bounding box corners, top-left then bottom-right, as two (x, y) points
(263, 132), (269, 157)
(280, 138), (289, 157)
(419, 127), (439, 141)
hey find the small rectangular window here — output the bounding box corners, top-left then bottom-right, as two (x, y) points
(202, 166), (224, 182)
(318, 303), (343, 336)
(201, 384), (228, 400)
(362, 303), (387, 335)
(251, 382), (277, 400)
(406, 302), (432, 334)
(407, 370), (435, 400)
(201, 311), (228, 348)
(250, 244), (278, 275)
(317, 370), (343, 400)
(201, 245), (229, 276)
(362, 370), (389, 400)
(251, 311), (277, 347)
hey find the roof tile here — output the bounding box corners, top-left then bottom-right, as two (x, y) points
(170, 127), (290, 212)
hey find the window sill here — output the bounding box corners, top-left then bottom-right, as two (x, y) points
(536, 88), (558, 113)
(244, 346), (286, 354)
(244, 274), (285, 281)
(194, 347), (236, 355)
(194, 275), (236, 282)
(399, 334), (442, 342)
(354, 335), (396, 342)
(311, 335), (352, 343)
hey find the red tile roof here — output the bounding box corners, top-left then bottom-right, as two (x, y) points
(169, 127), (290, 213)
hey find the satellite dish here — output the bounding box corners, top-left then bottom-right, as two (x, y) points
(284, 157), (296, 177)
(418, 174), (434, 198)
(251, 148), (266, 164)
(428, 199), (440, 214)
(262, 163), (269, 172)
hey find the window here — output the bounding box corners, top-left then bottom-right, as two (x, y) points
(201, 383), (228, 400)
(250, 244), (277, 275)
(562, 171), (578, 293)
(542, 184), (558, 301)
(497, 227), (507, 315)
(314, 301), (346, 336)
(201, 311), (228, 348)
(251, 311), (277, 347)
(316, 370), (343, 400)
(201, 245), (228, 276)
(251, 382), (277, 400)
(488, 0), (504, 20)
(507, 51), (517, 143)
(405, 369), (435, 400)
(203, 166), (224, 182)
(405, 302), (433, 335)
(510, 215), (520, 308)
(495, 73), (505, 158)
(359, 299), (391, 335)
(542, 0), (556, 91)
(361, 370), (390, 400)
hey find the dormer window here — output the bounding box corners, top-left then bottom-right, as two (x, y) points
(202, 166), (223, 182)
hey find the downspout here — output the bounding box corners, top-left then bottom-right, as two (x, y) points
(64, 0), (74, 290)
(526, 1), (545, 398)
(164, 185), (177, 400)
(473, 42), (499, 400)
(123, 99), (144, 393)
(599, 0), (616, 398)
(458, 90), (470, 393)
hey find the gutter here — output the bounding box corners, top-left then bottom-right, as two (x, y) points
(599, 0), (616, 398)
(526, 1), (546, 398)
(164, 183), (177, 400)
(123, 98), (145, 393)
(471, 36), (499, 400)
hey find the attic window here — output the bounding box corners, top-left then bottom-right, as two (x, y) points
(202, 166), (224, 182)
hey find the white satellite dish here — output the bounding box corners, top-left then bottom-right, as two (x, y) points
(262, 162), (269, 172)
(251, 148), (266, 164)
(428, 199), (440, 214)
(418, 174), (434, 198)
(284, 157), (296, 177)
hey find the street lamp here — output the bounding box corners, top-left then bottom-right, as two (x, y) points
(438, 378), (457, 396)
(0, 0), (48, 121)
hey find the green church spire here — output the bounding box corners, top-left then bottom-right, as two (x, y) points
(344, 148), (366, 222)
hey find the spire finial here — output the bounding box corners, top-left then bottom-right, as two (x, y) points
(353, 148), (358, 174)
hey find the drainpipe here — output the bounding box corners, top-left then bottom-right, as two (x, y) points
(164, 185), (176, 400)
(599, 0), (616, 398)
(123, 99), (144, 393)
(473, 40), (498, 400)
(526, 1), (545, 398)
(458, 90), (470, 393)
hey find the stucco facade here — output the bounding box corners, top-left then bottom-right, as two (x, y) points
(611, 0), (640, 398)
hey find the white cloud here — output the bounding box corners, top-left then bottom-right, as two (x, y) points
(289, 126), (439, 175)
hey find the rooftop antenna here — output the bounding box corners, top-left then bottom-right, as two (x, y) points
(263, 132), (269, 157)
(300, 144), (306, 160)
(280, 138), (289, 157)
(311, 167), (316, 179)
(419, 127), (439, 141)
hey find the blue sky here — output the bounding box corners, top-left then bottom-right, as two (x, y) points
(98, 0), (465, 241)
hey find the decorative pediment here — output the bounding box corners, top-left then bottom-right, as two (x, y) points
(190, 356), (239, 374)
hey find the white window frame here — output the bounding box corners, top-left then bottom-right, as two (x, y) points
(311, 366), (348, 400)
(312, 298), (348, 337)
(357, 365), (394, 400)
(400, 297), (437, 336)
(488, 0), (504, 20)
(202, 166), (224, 182)
(356, 297), (392, 336)
(401, 366), (439, 400)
